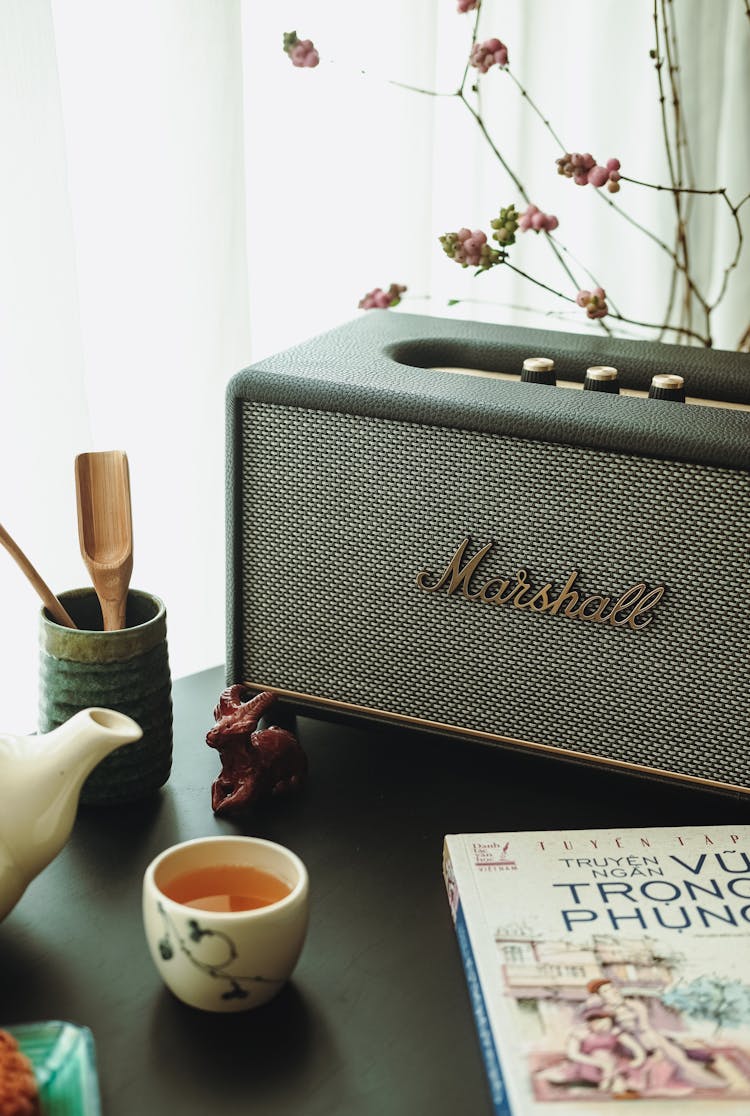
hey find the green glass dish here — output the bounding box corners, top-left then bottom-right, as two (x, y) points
(6, 1020), (102, 1115)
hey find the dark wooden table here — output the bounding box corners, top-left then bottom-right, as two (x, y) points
(2, 666), (748, 1115)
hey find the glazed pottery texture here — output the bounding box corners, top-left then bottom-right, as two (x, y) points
(143, 836), (309, 1012)
(39, 588), (172, 804)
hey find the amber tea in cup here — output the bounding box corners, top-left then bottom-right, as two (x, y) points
(143, 835), (309, 1012)
(161, 864), (291, 912)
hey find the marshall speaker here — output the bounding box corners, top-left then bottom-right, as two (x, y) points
(226, 312), (750, 794)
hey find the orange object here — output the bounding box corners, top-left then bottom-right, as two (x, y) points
(0, 1030), (39, 1116)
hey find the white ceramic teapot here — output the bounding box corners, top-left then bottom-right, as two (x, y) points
(0, 707), (142, 922)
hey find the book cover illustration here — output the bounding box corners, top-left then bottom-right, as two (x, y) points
(444, 826), (750, 1114)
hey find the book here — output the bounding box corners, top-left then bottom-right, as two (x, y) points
(443, 825), (750, 1115)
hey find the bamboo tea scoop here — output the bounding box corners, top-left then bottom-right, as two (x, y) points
(0, 521), (77, 628)
(74, 450), (134, 631)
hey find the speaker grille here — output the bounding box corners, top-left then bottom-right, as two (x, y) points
(237, 402), (749, 787)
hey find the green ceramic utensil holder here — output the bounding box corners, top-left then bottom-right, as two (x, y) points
(39, 588), (173, 804)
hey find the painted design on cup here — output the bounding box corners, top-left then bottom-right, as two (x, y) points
(155, 902), (284, 1001)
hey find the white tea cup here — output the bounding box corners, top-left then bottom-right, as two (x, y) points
(142, 835), (309, 1012)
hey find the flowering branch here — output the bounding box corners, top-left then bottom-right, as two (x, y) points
(283, 7), (747, 350)
(494, 259), (708, 345)
(503, 47), (719, 342)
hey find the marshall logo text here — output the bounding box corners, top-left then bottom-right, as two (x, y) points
(416, 538), (666, 632)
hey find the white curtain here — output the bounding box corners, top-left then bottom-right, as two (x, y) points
(1, 0), (250, 730)
(1, 1), (747, 730)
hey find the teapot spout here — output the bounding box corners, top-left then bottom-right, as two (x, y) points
(47, 707), (143, 769)
(35, 708), (143, 814)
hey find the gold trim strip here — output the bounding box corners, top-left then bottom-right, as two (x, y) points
(243, 680), (750, 798)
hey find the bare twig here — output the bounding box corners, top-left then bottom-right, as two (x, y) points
(504, 69), (567, 151)
(658, 0), (693, 334)
(457, 6), (483, 92)
(443, 297), (650, 339)
(665, 0), (697, 220)
(621, 177), (734, 197)
(709, 190), (746, 310)
(387, 79), (458, 97)
(658, 234), (680, 341)
(546, 239), (625, 317)
(496, 260), (708, 344)
(459, 91), (529, 199)
(609, 309), (710, 346)
(497, 258), (577, 303)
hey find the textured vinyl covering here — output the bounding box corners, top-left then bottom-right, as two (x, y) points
(227, 311), (750, 471)
(235, 401), (749, 789)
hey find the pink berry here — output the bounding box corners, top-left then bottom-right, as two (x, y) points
(360, 288), (382, 309)
(557, 151), (623, 193)
(286, 34), (319, 68)
(359, 282), (406, 310)
(458, 229), (488, 265)
(470, 37), (509, 73)
(588, 166), (609, 188)
(576, 287), (608, 319)
(518, 204), (559, 236)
